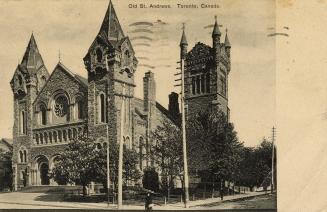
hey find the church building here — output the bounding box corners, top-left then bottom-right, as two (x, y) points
(9, 1), (231, 190)
(10, 1), (179, 190)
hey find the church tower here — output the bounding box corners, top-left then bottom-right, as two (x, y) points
(83, 1), (138, 145)
(10, 34), (50, 189)
(183, 16), (231, 119)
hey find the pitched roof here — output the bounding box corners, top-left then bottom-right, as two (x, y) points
(20, 33), (46, 74)
(98, 1), (124, 42)
(56, 62), (88, 87)
(134, 97), (180, 125)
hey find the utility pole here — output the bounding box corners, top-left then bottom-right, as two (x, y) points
(117, 84), (125, 209)
(271, 126), (276, 193)
(105, 56), (111, 207)
(106, 124), (110, 207)
(174, 23), (190, 208)
(181, 57), (190, 207)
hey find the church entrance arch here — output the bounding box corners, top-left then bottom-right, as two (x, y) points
(40, 162), (50, 185)
(32, 155), (50, 186)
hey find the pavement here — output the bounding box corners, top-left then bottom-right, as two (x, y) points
(0, 191), (271, 210)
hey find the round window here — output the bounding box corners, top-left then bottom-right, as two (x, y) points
(54, 96), (68, 117)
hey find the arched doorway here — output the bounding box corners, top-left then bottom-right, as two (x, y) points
(40, 163), (50, 185)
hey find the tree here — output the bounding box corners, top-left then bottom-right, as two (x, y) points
(236, 138), (276, 190)
(0, 148), (13, 191)
(151, 120), (183, 194)
(51, 136), (99, 196)
(187, 109), (243, 186)
(52, 137), (142, 195)
(95, 141), (142, 190)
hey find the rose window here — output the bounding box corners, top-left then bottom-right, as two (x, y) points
(54, 96), (68, 117)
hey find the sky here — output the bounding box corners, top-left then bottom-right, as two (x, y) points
(0, 0), (275, 147)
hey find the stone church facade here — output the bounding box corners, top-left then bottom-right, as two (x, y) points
(10, 2), (179, 190)
(9, 1), (231, 190)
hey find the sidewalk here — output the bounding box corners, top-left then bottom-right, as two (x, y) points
(0, 191), (268, 210)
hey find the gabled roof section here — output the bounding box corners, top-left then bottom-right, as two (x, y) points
(98, 1), (124, 42)
(55, 62), (88, 87)
(134, 97), (180, 125)
(20, 33), (46, 74)
(33, 62), (88, 105)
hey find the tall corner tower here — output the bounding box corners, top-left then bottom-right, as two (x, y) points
(10, 33), (49, 189)
(83, 1), (138, 144)
(183, 16), (231, 119)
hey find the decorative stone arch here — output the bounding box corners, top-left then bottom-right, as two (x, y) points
(18, 146), (28, 163)
(31, 155), (50, 186)
(49, 89), (72, 123)
(36, 101), (48, 126)
(95, 137), (107, 150)
(73, 93), (86, 120)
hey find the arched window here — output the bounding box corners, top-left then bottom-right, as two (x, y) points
(68, 129), (72, 140)
(19, 151), (23, 163)
(19, 148), (27, 163)
(77, 99), (84, 120)
(96, 143), (102, 150)
(98, 93), (106, 123)
(206, 72), (210, 93)
(20, 110), (27, 135)
(192, 77), (196, 95)
(196, 75), (201, 94)
(44, 132), (48, 144)
(35, 134), (39, 145)
(63, 131), (67, 142)
(53, 131), (57, 143)
(49, 132), (52, 143)
(201, 75), (205, 93)
(23, 150), (27, 163)
(40, 104), (47, 125)
(58, 131), (62, 142)
(96, 48), (103, 63)
(40, 133), (43, 144)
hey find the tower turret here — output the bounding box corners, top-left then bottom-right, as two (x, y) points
(225, 28), (231, 58)
(212, 16), (221, 46)
(180, 24), (188, 60)
(212, 16), (221, 64)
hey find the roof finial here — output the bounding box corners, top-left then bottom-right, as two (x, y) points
(212, 15), (221, 36)
(58, 50), (61, 63)
(182, 22), (185, 31)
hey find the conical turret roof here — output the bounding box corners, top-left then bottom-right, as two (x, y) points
(98, 0), (124, 41)
(212, 16), (221, 36)
(20, 33), (45, 74)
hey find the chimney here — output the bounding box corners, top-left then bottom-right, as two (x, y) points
(168, 92), (180, 118)
(143, 71), (156, 111)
